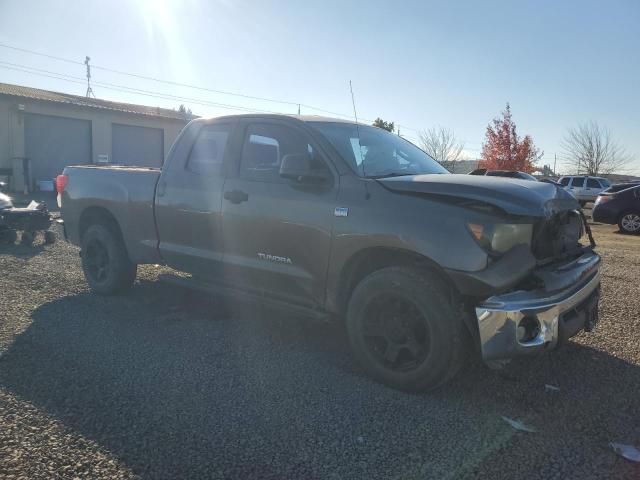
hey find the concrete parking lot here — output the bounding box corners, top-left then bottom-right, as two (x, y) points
(1, 220), (639, 479)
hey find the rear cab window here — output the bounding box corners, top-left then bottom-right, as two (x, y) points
(587, 178), (601, 188)
(186, 124), (231, 176)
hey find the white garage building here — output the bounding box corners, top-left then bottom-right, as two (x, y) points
(0, 82), (192, 192)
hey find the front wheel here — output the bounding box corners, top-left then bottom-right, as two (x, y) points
(346, 267), (467, 392)
(618, 211), (640, 234)
(81, 224), (137, 294)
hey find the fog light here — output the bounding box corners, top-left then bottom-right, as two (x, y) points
(517, 316), (541, 343)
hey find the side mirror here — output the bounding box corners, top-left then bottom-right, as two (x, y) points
(279, 153), (330, 183)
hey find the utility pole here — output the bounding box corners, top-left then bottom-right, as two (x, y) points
(553, 153), (557, 176)
(84, 56), (95, 98)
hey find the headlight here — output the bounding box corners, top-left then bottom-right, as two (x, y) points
(467, 222), (533, 254)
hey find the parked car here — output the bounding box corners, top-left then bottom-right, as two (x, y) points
(469, 169), (538, 181)
(57, 114), (601, 392)
(557, 175), (611, 206)
(592, 184), (640, 233)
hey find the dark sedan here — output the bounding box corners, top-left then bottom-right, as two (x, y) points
(592, 184), (640, 233)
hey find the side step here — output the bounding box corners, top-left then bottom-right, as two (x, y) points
(158, 273), (331, 322)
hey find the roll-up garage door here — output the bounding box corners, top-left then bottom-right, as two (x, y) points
(24, 113), (92, 183)
(112, 123), (164, 168)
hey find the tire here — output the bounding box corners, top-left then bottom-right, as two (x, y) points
(618, 211), (640, 234)
(81, 224), (137, 294)
(20, 231), (34, 245)
(1, 229), (17, 244)
(44, 230), (56, 244)
(346, 267), (467, 392)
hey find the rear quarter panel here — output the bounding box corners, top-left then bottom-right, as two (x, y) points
(62, 166), (162, 264)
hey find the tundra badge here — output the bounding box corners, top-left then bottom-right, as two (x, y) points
(258, 252), (293, 265)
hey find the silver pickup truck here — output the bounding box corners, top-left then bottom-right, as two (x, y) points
(57, 114), (601, 391)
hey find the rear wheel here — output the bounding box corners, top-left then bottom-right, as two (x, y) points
(81, 224), (137, 294)
(20, 231), (34, 245)
(346, 267), (467, 392)
(44, 230), (56, 244)
(0, 229), (17, 244)
(618, 211), (640, 234)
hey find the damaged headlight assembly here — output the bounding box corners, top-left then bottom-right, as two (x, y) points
(467, 222), (533, 254)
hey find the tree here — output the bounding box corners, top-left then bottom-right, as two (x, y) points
(561, 121), (630, 175)
(418, 126), (465, 170)
(479, 103), (541, 173)
(178, 104), (192, 116)
(372, 117), (395, 132)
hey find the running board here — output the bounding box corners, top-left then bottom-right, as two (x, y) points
(158, 273), (331, 322)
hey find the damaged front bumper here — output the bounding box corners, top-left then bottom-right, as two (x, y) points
(475, 249), (601, 361)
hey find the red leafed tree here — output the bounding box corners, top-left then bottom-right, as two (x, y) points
(479, 104), (541, 173)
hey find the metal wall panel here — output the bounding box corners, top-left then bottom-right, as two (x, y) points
(112, 123), (164, 167)
(24, 113), (92, 182)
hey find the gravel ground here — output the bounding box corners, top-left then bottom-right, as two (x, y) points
(1, 219), (639, 479)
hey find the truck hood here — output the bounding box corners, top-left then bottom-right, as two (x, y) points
(377, 174), (579, 218)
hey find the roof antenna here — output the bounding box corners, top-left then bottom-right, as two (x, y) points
(84, 56), (95, 98)
(349, 80), (366, 177)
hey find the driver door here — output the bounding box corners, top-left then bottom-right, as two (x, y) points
(221, 120), (338, 308)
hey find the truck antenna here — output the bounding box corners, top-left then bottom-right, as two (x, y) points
(349, 80), (366, 177)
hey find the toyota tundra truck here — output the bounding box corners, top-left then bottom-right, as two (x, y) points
(57, 115), (601, 391)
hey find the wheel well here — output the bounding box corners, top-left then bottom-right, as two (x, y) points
(78, 207), (124, 244)
(336, 247), (456, 314)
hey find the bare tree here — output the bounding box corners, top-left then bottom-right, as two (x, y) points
(561, 122), (630, 175)
(418, 126), (465, 170)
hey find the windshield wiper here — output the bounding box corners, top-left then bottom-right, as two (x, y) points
(366, 171), (413, 179)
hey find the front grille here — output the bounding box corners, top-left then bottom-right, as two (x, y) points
(532, 210), (584, 262)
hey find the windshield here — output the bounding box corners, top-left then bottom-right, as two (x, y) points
(309, 122), (449, 178)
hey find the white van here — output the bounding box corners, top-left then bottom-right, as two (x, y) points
(558, 176), (611, 206)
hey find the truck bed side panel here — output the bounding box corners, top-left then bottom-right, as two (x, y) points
(62, 166), (162, 264)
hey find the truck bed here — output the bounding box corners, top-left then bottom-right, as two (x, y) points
(61, 164), (162, 264)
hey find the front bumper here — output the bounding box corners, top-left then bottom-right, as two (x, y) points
(475, 251), (601, 361)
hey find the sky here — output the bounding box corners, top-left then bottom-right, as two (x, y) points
(1, 0), (638, 174)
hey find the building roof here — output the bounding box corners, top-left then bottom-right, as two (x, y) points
(0, 82), (194, 121)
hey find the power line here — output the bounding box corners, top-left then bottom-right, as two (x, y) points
(1, 43), (569, 157)
(0, 42), (407, 126)
(0, 62), (290, 115)
(0, 42), (305, 108)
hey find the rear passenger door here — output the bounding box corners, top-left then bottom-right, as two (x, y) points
(569, 177), (585, 199)
(221, 120), (338, 308)
(155, 121), (236, 278)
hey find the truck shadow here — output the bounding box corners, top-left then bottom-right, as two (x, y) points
(1, 282), (638, 479)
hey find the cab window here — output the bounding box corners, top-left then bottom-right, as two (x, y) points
(186, 124), (231, 176)
(572, 177), (585, 187)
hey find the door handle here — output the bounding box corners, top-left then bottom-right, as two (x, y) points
(224, 189), (249, 204)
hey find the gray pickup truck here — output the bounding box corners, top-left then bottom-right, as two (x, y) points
(58, 115), (601, 391)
